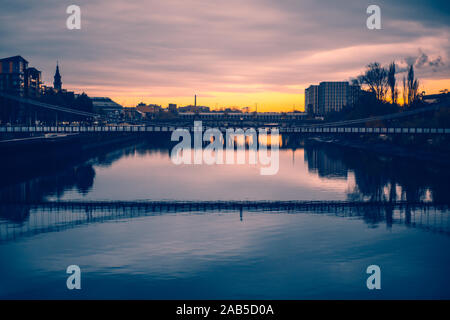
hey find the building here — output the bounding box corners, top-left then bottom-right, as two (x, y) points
(319, 82), (349, 115)
(0, 56), (44, 98)
(422, 92), (450, 104)
(168, 103), (177, 113)
(123, 107), (141, 121)
(178, 105), (210, 113)
(305, 81), (360, 116)
(178, 111), (307, 121)
(53, 62), (62, 92)
(24, 67), (42, 97)
(136, 103), (162, 118)
(0, 56), (29, 96)
(305, 85), (319, 115)
(304, 147), (348, 179)
(91, 97), (123, 117)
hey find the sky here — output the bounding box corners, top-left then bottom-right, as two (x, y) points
(1, 0), (449, 111)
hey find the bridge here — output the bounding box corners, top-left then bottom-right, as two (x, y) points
(1, 125), (449, 135)
(1, 200), (449, 242)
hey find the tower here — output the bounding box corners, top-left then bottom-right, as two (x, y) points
(194, 94), (197, 108)
(54, 61), (62, 91)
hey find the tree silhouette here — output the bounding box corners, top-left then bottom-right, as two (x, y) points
(387, 62), (398, 104)
(404, 64), (419, 107)
(358, 62), (388, 101)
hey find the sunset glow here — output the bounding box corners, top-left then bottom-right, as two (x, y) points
(1, 0), (449, 111)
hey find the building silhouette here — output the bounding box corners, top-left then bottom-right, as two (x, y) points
(91, 97), (123, 118)
(305, 81), (360, 116)
(0, 55), (42, 98)
(53, 62), (62, 92)
(25, 67), (42, 97)
(168, 103), (177, 113)
(305, 85), (319, 115)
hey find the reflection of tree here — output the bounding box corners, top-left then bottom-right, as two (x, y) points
(0, 141), (147, 204)
(75, 166), (96, 195)
(303, 140), (450, 203)
(0, 164), (96, 203)
(0, 137), (174, 209)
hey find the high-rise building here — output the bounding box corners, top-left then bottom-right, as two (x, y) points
(53, 62), (62, 91)
(25, 67), (42, 97)
(305, 85), (319, 115)
(318, 82), (349, 114)
(0, 56), (42, 97)
(305, 81), (360, 116)
(0, 55), (29, 96)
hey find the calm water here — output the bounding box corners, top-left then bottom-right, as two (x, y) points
(1, 137), (450, 299)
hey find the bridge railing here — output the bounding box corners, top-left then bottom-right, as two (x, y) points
(1, 125), (450, 134)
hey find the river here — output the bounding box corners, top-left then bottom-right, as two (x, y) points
(0, 136), (449, 299)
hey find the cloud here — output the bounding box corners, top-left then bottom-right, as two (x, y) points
(0, 0), (449, 108)
(413, 50), (445, 69)
(401, 48), (447, 77)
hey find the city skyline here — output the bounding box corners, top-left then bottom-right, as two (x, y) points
(1, 0), (449, 111)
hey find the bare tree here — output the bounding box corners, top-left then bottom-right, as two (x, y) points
(387, 62), (398, 104)
(359, 62), (388, 101)
(402, 76), (407, 106)
(406, 64), (419, 106)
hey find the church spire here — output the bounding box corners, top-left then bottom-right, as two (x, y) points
(54, 61), (62, 91)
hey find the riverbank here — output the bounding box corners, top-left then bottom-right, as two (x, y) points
(0, 133), (147, 190)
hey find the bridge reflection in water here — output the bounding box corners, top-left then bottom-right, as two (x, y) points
(1, 201), (449, 242)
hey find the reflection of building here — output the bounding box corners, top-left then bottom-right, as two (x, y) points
(304, 147), (348, 179)
(0, 55), (43, 97)
(305, 81), (361, 116)
(91, 97), (123, 117)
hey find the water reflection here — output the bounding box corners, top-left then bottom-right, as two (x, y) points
(0, 135), (448, 204)
(303, 140), (450, 203)
(1, 135), (449, 239)
(1, 136), (450, 299)
(1, 202), (449, 243)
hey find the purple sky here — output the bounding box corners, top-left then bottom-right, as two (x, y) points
(1, 0), (449, 110)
